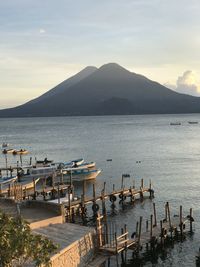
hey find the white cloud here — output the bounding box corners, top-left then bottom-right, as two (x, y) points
(39, 28), (46, 34)
(164, 70), (200, 96)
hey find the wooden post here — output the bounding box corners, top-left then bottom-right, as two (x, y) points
(103, 181), (106, 193)
(8, 184), (11, 197)
(20, 154), (22, 166)
(68, 186), (71, 222)
(165, 203), (168, 221)
(149, 179), (152, 190)
(57, 183), (60, 204)
(33, 178), (36, 200)
(5, 154), (8, 177)
(96, 213), (103, 247)
(153, 203), (157, 227)
(93, 183), (96, 202)
(180, 205), (183, 238)
(150, 214), (153, 240)
(121, 227), (124, 263)
(83, 180), (86, 199)
(136, 221), (139, 237)
(141, 178), (144, 189)
(113, 184), (115, 192)
(121, 175), (124, 189)
(29, 157), (32, 165)
(190, 208), (193, 233)
(167, 202), (173, 239)
(124, 224), (127, 262)
(133, 179), (135, 189)
(160, 220), (163, 245)
(138, 216), (143, 248)
(146, 220), (149, 231)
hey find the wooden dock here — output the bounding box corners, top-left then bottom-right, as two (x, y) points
(96, 202), (194, 258)
(64, 178), (154, 223)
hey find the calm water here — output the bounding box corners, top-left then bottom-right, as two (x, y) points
(1, 114), (200, 266)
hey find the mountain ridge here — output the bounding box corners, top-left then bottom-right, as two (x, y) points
(0, 63), (200, 117)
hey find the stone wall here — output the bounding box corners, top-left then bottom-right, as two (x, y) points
(51, 230), (96, 267)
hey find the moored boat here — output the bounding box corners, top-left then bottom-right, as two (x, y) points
(13, 149), (29, 155)
(188, 121), (198, 124)
(63, 158), (84, 168)
(61, 167), (101, 181)
(2, 149), (15, 154)
(79, 161), (96, 168)
(170, 122), (181, 126)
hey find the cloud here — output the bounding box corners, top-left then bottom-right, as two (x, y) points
(39, 28), (46, 34)
(164, 71), (200, 96)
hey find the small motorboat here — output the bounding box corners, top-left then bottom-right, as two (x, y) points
(36, 158), (53, 166)
(2, 149), (15, 154)
(61, 167), (101, 181)
(77, 161), (96, 168)
(170, 122), (181, 126)
(188, 121), (198, 124)
(13, 149), (29, 155)
(62, 158), (84, 168)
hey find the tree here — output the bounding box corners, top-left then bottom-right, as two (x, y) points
(0, 210), (58, 267)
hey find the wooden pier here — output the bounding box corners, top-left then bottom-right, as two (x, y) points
(95, 202), (194, 266)
(65, 178), (154, 223)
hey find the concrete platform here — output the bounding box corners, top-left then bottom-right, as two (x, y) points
(33, 223), (96, 267)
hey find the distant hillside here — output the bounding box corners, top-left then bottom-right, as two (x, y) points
(1, 63), (200, 117)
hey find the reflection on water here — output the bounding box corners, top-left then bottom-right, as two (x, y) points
(1, 114), (200, 266)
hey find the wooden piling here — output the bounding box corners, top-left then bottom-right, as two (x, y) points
(190, 208), (193, 233)
(33, 178), (36, 200)
(150, 214), (153, 240)
(180, 205), (183, 238)
(153, 203), (157, 227)
(138, 216), (143, 248)
(141, 178), (144, 189)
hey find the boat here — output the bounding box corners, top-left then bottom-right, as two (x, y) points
(76, 161), (96, 168)
(0, 176), (18, 193)
(61, 167), (101, 181)
(13, 149), (29, 155)
(59, 158), (85, 168)
(0, 176), (40, 194)
(170, 122), (181, 126)
(36, 158), (53, 166)
(2, 143), (9, 148)
(188, 121), (198, 124)
(18, 166), (57, 179)
(2, 149), (15, 154)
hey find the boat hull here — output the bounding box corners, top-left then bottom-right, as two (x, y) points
(62, 169), (101, 181)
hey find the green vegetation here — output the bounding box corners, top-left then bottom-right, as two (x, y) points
(0, 210), (57, 266)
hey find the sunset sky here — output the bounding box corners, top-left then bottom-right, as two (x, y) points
(0, 0), (200, 108)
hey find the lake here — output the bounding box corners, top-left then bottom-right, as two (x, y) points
(1, 114), (200, 266)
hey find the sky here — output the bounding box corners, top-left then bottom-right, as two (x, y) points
(0, 0), (200, 108)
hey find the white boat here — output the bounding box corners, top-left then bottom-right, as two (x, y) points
(63, 158), (84, 168)
(79, 161), (96, 168)
(0, 175), (18, 185)
(18, 166), (57, 179)
(61, 168), (101, 181)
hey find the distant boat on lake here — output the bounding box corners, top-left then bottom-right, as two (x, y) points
(170, 122), (181, 126)
(188, 121), (198, 124)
